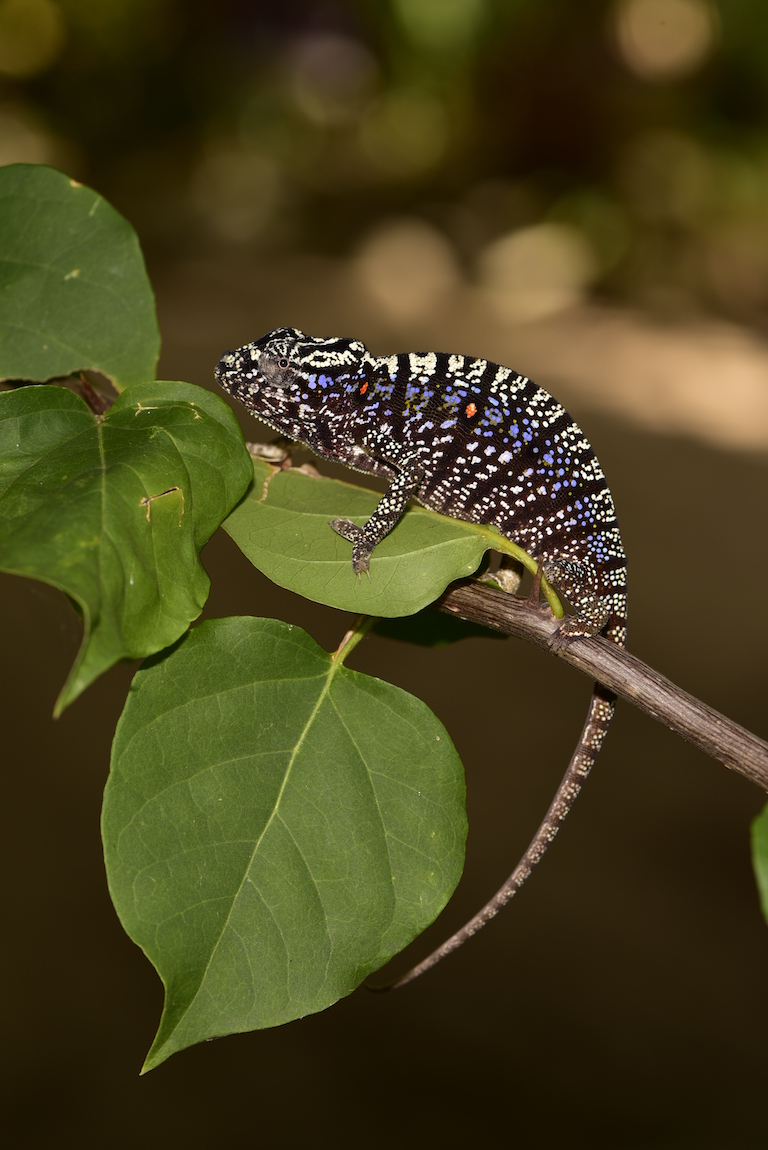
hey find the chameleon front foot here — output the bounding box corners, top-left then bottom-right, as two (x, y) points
(329, 518), (372, 576)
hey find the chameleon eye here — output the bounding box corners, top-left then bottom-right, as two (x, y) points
(278, 357), (289, 369)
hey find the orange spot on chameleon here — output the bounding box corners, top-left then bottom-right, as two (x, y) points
(465, 402), (477, 417)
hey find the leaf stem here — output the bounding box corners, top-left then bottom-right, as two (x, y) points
(481, 530), (564, 618)
(332, 614), (378, 664)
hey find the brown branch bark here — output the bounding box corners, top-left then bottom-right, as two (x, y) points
(436, 580), (768, 793)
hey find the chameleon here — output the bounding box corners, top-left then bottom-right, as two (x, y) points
(215, 327), (627, 986)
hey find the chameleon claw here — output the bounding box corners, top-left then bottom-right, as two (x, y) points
(549, 624), (578, 651)
(549, 616), (599, 650)
(352, 548), (371, 577)
(330, 518), (372, 576)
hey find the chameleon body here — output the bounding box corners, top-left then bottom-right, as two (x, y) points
(215, 328), (627, 982)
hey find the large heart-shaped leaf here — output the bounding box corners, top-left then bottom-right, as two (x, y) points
(0, 164), (160, 390)
(103, 616), (467, 1071)
(224, 460), (560, 618)
(0, 382), (252, 712)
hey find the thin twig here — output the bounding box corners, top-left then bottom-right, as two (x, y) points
(435, 580), (768, 792)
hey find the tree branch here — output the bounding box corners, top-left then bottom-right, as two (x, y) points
(436, 581), (768, 793)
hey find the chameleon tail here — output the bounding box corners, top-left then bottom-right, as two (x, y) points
(370, 681), (616, 991)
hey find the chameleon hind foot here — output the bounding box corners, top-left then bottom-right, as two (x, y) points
(549, 618), (591, 651)
(544, 558), (611, 650)
(329, 518), (372, 576)
(329, 516), (359, 542)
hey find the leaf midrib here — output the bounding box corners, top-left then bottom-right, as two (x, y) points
(155, 652), (348, 1048)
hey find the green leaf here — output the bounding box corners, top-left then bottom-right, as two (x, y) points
(0, 381), (253, 713)
(751, 803), (768, 924)
(0, 164), (160, 390)
(103, 616), (467, 1071)
(224, 460), (560, 618)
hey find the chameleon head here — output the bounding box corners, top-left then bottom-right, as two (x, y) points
(215, 327), (301, 408)
(215, 327), (371, 439)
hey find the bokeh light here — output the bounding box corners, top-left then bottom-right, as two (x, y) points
(617, 130), (710, 222)
(0, 102), (61, 164)
(290, 33), (379, 126)
(393, 0), (487, 51)
(190, 145), (284, 244)
(478, 223), (597, 323)
(359, 87), (449, 178)
(0, 0), (64, 77)
(612, 0), (718, 80)
(354, 218), (462, 322)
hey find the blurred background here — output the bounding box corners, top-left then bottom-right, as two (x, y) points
(2, 1), (768, 1146)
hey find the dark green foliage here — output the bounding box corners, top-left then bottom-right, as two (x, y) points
(0, 381), (252, 712)
(0, 169), (471, 1069)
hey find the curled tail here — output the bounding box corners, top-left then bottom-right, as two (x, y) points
(372, 556), (628, 991)
(374, 682), (616, 991)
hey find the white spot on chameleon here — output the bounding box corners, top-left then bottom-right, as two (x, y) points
(409, 352), (437, 375)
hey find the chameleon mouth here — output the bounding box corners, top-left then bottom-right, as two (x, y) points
(213, 350), (237, 382)
(214, 350), (264, 399)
